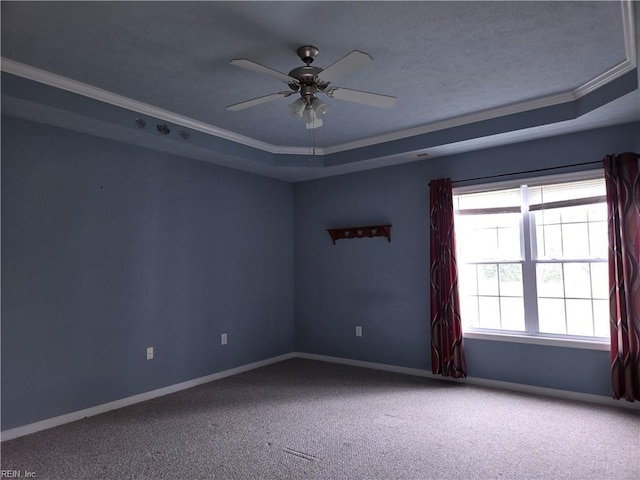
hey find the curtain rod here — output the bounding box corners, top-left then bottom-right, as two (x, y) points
(429, 160), (602, 187)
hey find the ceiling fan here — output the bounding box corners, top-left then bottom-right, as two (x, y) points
(226, 45), (396, 129)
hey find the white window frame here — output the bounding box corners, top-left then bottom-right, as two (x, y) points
(453, 169), (610, 351)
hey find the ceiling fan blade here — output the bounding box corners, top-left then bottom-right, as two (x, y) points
(325, 87), (396, 109)
(226, 91), (294, 111)
(317, 50), (372, 84)
(231, 59), (299, 85)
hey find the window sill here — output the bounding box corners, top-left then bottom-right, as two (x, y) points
(463, 330), (610, 351)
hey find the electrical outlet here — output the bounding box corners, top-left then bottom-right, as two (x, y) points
(355, 326), (362, 337)
(221, 333), (228, 345)
(146, 346), (154, 360)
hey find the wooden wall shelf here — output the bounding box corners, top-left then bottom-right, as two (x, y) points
(327, 224), (392, 244)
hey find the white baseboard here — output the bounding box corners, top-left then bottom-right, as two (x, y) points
(294, 352), (640, 411)
(296, 352), (438, 379)
(3, 350), (636, 441)
(0, 352), (296, 442)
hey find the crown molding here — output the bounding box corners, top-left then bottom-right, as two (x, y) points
(573, 59), (635, 98)
(1, 0), (635, 159)
(1, 57), (326, 156)
(0, 58), (292, 154)
(321, 91), (577, 155)
(324, 54), (634, 155)
(621, 0), (637, 66)
(0, 56), (612, 158)
(572, 0), (636, 98)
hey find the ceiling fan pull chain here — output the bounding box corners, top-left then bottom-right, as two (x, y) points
(308, 126), (314, 166)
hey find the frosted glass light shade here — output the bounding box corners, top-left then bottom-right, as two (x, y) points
(287, 98), (307, 118)
(312, 98), (330, 118)
(288, 97), (329, 129)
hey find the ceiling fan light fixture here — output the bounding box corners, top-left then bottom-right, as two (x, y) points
(287, 98), (307, 119)
(299, 102), (326, 129)
(301, 105), (314, 123)
(288, 98), (324, 129)
(311, 98), (330, 119)
(305, 118), (323, 129)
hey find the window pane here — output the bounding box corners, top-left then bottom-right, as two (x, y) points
(477, 264), (499, 295)
(534, 203), (606, 261)
(460, 295), (480, 329)
(586, 203), (607, 222)
(538, 298), (566, 334)
(500, 297), (525, 331)
(590, 262), (609, 299)
(560, 205), (588, 223)
(498, 263), (523, 296)
(593, 299), (610, 337)
(564, 263), (592, 299)
(538, 224), (563, 259)
(536, 263), (564, 298)
(537, 208), (560, 225)
(478, 296), (501, 329)
(498, 227), (521, 259)
(458, 264), (478, 296)
(476, 228), (499, 259)
(562, 223), (590, 258)
(494, 213), (520, 228)
(455, 213), (521, 262)
(566, 299), (594, 336)
(588, 221), (608, 258)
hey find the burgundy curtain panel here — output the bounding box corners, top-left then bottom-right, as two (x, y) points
(430, 178), (466, 378)
(604, 152), (640, 401)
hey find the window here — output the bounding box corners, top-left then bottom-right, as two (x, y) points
(453, 171), (609, 340)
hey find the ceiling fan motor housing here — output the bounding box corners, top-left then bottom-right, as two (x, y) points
(288, 65), (323, 85)
(289, 47), (327, 101)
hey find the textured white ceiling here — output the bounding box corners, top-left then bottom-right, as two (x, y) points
(0, 1), (637, 180)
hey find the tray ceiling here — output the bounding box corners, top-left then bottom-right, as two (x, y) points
(1, 1), (638, 181)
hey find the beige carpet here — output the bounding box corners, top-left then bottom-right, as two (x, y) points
(2, 358), (639, 479)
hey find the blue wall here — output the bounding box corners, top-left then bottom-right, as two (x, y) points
(2, 116), (638, 432)
(294, 122), (640, 397)
(1, 116), (295, 430)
